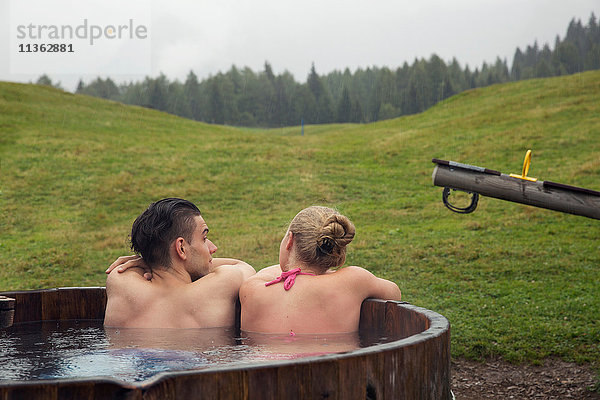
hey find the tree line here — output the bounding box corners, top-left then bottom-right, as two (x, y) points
(56, 14), (600, 127)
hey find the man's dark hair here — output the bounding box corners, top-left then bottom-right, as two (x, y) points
(130, 198), (201, 268)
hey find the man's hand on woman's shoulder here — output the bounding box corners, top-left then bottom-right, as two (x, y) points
(105, 255), (153, 280)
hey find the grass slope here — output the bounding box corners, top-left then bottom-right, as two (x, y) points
(1, 72), (599, 367)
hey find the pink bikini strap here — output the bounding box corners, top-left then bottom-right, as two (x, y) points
(265, 267), (316, 290)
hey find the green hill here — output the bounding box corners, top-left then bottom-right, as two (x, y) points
(1, 72), (599, 367)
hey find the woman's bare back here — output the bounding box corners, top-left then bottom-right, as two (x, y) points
(240, 265), (400, 334)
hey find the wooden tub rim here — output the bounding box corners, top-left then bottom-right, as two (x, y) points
(0, 288), (450, 390)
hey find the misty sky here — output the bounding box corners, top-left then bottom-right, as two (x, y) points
(0, 0), (597, 91)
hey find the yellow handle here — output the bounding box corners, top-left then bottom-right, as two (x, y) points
(509, 150), (538, 182)
(521, 149), (532, 177)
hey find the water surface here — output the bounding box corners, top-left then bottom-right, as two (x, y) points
(0, 320), (397, 383)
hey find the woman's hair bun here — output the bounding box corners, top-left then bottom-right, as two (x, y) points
(316, 236), (335, 255)
(288, 206), (356, 270)
(319, 214), (356, 252)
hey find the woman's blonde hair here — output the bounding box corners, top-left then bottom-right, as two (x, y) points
(288, 206), (356, 272)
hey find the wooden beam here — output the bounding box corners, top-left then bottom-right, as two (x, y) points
(432, 163), (600, 220)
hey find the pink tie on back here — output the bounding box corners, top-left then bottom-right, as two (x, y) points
(265, 267), (316, 290)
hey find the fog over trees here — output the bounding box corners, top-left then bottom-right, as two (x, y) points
(59, 14), (600, 127)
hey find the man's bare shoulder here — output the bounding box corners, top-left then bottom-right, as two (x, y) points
(188, 262), (255, 297)
(211, 260), (256, 281)
(105, 267), (153, 295)
(104, 267), (156, 327)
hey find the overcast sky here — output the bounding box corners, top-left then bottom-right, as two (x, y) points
(1, 0), (597, 91)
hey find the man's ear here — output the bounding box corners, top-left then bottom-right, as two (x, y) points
(174, 237), (186, 260)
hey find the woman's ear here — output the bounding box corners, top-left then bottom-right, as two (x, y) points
(286, 231), (294, 250)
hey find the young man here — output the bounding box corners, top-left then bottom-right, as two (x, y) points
(104, 198), (255, 328)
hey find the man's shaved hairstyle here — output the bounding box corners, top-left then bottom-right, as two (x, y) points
(130, 198), (201, 268)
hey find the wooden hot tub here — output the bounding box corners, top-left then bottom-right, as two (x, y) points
(0, 287), (451, 399)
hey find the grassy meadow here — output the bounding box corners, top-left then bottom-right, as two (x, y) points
(0, 71), (599, 369)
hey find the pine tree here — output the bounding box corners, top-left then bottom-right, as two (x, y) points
(336, 87), (352, 122)
(350, 98), (363, 123)
(554, 42), (580, 74)
(76, 80), (85, 93)
(184, 71), (201, 120)
(584, 13), (600, 70)
(261, 62), (277, 126)
(208, 78), (224, 124)
(440, 74), (455, 100)
(306, 64), (334, 123)
(35, 74), (53, 86)
(264, 61), (275, 82)
(273, 72), (296, 126)
(35, 74), (62, 89)
(166, 81), (187, 117)
(426, 55), (447, 102)
(146, 74), (168, 111)
(584, 44), (600, 70)
(307, 63), (324, 100)
(511, 48), (524, 80)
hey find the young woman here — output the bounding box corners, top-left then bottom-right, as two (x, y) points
(240, 206), (401, 334)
